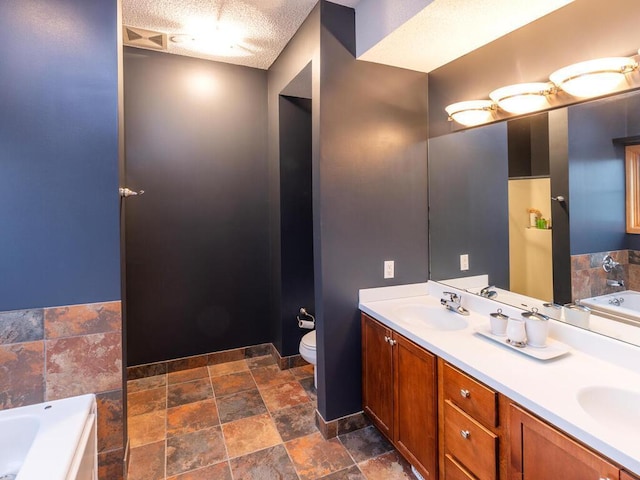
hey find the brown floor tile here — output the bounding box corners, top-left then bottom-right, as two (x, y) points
(128, 386), (166, 416)
(222, 412), (282, 458)
(167, 378), (213, 408)
(128, 441), (165, 480)
(291, 364), (314, 379)
(251, 364), (295, 388)
(167, 399), (220, 437)
(357, 451), (415, 480)
(168, 367), (209, 385)
(216, 389), (267, 423)
(246, 354), (276, 369)
(272, 402), (318, 442)
(229, 444), (298, 480)
(286, 432), (354, 480)
(166, 426), (227, 477)
(208, 359), (248, 377)
(128, 374), (167, 393)
(260, 380), (311, 412)
(167, 462), (232, 480)
(299, 376), (317, 403)
(318, 465), (366, 480)
(339, 426), (393, 463)
(211, 371), (256, 396)
(128, 410), (166, 448)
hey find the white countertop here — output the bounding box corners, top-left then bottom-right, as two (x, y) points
(359, 281), (640, 476)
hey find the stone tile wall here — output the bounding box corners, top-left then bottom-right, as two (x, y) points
(570, 249), (640, 301)
(0, 301), (124, 480)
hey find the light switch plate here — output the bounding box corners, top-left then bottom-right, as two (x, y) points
(384, 260), (395, 279)
(460, 254), (469, 271)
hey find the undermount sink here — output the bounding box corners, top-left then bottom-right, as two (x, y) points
(576, 386), (640, 437)
(393, 304), (468, 331)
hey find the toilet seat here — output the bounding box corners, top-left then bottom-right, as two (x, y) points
(300, 330), (316, 350)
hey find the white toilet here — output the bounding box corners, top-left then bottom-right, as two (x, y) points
(299, 330), (317, 388)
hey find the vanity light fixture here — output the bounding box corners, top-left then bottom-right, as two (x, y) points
(445, 100), (495, 126)
(549, 57), (638, 98)
(489, 82), (554, 114)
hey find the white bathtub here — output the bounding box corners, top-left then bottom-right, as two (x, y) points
(580, 290), (640, 327)
(0, 394), (97, 480)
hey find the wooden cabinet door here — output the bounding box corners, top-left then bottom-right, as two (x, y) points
(509, 404), (619, 480)
(622, 471), (640, 480)
(362, 314), (394, 438)
(394, 333), (438, 479)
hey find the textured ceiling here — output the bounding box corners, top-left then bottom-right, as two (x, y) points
(122, 0), (360, 69)
(122, 0), (572, 72)
(359, 0), (575, 73)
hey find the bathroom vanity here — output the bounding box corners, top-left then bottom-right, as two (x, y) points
(360, 282), (640, 480)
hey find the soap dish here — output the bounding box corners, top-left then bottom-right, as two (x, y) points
(475, 327), (570, 360)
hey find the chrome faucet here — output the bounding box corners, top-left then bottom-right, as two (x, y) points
(441, 292), (470, 316)
(606, 279), (624, 288)
(602, 254), (620, 272)
(479, 285), (498, 299)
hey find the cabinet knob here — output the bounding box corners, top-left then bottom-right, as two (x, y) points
(389, 339), (397, 346)
(460, 389), (470, 398)
(384, 336), (390, 343)
(460, 430), (471, 439)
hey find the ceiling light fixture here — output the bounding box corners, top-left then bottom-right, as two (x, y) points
(489, 82), (554, 114)
(445, 100), (495, 126)
(549, 57), (638, 98)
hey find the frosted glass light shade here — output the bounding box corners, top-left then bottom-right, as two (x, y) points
(445, 100), (494, 126)
(550, 57), (637, 98)
(489, 82), (553, 114)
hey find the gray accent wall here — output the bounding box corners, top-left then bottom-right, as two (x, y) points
(0, 0), (120, 311)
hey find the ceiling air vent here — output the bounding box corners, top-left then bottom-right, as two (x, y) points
(123, 26), (167, 51)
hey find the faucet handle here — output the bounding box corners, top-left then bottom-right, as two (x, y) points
(442, 291), (460, 302)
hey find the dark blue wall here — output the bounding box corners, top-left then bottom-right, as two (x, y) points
(428, 123), (509, 288)
(0, 0), (120, 311)
(317, 2), (429, 420)
(123, 49), (270, 365)
(568, 96), (628, 255)
(268, 2), (429, 421)
(279, 96), (314, 356)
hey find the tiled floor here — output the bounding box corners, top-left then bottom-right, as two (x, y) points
(127, 354), (416, 479)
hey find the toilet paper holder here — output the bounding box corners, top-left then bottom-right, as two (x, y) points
(297, 307), (316, 329)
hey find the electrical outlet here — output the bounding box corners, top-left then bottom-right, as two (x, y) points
(384, 260), (395, 279)
(460, 254), (469, 271)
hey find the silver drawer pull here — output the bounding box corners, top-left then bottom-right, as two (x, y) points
(460, 430), (470, 439)
(460, 389), (470, 398)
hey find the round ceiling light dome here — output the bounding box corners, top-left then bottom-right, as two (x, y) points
(489, 82), (553, 114)
(445, 100), (495, 126)
(550, 57), (638, 98)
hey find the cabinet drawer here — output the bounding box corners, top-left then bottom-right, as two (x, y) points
(444, 454), (475, 480)
(444, 363), (498, 427)
(444, 400), (498, 480)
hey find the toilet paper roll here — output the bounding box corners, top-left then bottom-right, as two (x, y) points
(298, 319), (315, 329)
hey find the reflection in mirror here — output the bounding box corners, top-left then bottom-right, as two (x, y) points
(429, 89), (640, 347)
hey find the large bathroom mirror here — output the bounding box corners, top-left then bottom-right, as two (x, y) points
(428, 88), (640, 347)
